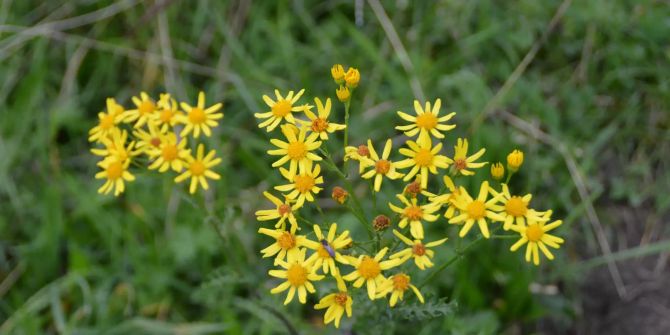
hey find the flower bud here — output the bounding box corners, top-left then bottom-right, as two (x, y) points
(344, 68), (360, 88)
(373, 214), (390, 231)
(404, 180), (422, 198)
(507, 150), (524, 172)
(490, 162), (505, 180)
(331, 186), (349, 204)
(331, 64), (345, 84)
(336, 86), (350, 102)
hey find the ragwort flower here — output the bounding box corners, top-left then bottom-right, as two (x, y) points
(269, 248), (324, 305)
(396, 99), (455, 142)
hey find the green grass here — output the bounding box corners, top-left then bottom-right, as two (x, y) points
(1, 0), (669, 334)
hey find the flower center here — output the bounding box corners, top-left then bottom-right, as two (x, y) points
(107, 161), (123, 180)
(277, 232), (296, 250)
(415, 113), (438, 130)
(505, 197), (528, 217)
(286, 142), (307, 160)
(100, 114), (115, 129)
(294, 175), (315, 193)
(357, 145), (369, 157)
(139, 101), (155, 115)
(414, 148), (433, 167)
(189, 107), (206, 124)
(526, 224), (544, 242)
(162, 144), (178, 161)
(404, 205), (423, 221)
(311, 118), (329, 132)
(317, 246), (332, 258)
(454, 158), (467, 170)
(392, 274), (410, 291)
(190, 161), (206, 176)
(160, 109), (174, 122)
(467, 200), (486, 219)
(286, 264), (307, 286)
(334, 292), (348, 306)
(358, 257), (381, 279)
(412, 243), (426, 256)
(272, 100), (292, 117)
(375, 159), (391, 174)
(150, 137), (161, 147)
(278, 204), (292, 216)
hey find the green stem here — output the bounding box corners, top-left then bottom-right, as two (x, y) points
(419, 235), (484, 288)
(343, 101), (351, 176)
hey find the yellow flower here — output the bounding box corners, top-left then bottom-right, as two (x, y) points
(396, 136), (452, 188)
(123, 92), (157, 128)
(489, 184), (549, 230)
(88, 98), (124, 142)
(132, 123), (165, 156)
(390, 230), (448, 270)
(255, 191), (299, 231)
(395, 99), (456, 142)
(451, 138), (487, 176)
(344, 67), (360, 88)
(428, 176), (461, 219)
(314, 276), (352, 328)
(259, 225), (318, 265)
(376, 273), (424, 307)
(95, 157), (135, 196)
(90, 128), (138, 163)
(274, 161), (324, 208)
(389, 194), (440, 239)
(269, 248), (324, 305)
(268, 124), (322, 178)
(507, 149), (524, 172)
(449, 181), (505, 238)
(490, 162), (505, 180)
(344, 144), (374, 173)
(155, 93), (183, 132)
(146, 132), (191, 172)
(297, 98), (345, 140)
(255, 89), (309, 131)
(178, 91), (223, 138)
(331, 64), (345, 84)
(336, 86), (350, 102)
(360, 139), (404, 192)
(306, 223), (352, 275)
(174, 144), (221, 194)
(510, 219), (564, 265)
(342, 247), (402, 300)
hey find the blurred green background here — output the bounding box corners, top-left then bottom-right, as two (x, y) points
(1, 0), (669, 334)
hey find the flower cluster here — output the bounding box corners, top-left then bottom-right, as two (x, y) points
(254, 65), (565, 328)
(89, 92), (224, 195)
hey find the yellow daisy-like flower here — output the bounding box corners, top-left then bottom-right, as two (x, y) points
(123, 92), (157, 128)
(155, 93), (183, 132)
(426, 176), (461, 219)
(259, 225), (318, 265)
(255, 89), (309, 131)
(451, 138), (487, 176)
(178, 91), (223, 138)
(95, 157), (135, 196)
(489, 184), (549, 230)
(255, 191), (299, 231)
(314, 276), (352, 328)
(268, 124), (322, 178)
(389, 194), (441, 239)
(344, 144), (374, 173)
(269, 248), (324, 305)
(396, 99), (456, 142)
(510, 219), (564, 265)
(174, 144), (221, 194)
(90, 128), (138, 163)
(360, 139), (404, 192)
(390, 230), (448, 270)
(396, 136), (452, 189)
(306, 223), (352, 275)
(342, 247), (402, 300)
(376, 273), (424, 307)
(133, 123), (165, 156)
(449, 181), (505, 238)
(297, 98), (346, 140)
(88, 98), (124, 142)
(146, 132), (190, 173)
(274, 161), (324, 208)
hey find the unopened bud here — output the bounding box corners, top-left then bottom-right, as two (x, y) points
(373, 214), (391, 231)
(331, 186), (349, 204)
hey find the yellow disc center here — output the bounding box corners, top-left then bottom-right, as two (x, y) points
(334, 292), (348, 306)
(107, 161), (123, 180)
(189, 107), (206, 124)
(286, 264), (307, 286)
(375, 159), (391, 174)
(160, 109), (174, 122)
(286, 142), (306, 160)
(392, 274), (410, 291)
(358, 257), (381, 279)
(139, 101), (155, 115)
(272, 100), (292, 117)
(404, 205), (423, 221)
(317, 246), (332, 258)
(311, 118), (329, 132)
(414, 148), (433, 167)
(505, 197), (528, 217)
(190, 161), (206, 176)
(415, 113), (438, 129)
(525, 224), (544, 242)
(277, 231), (296, 250)
(162, 144), (178, 161)
(467, 200), (486, 219)
(294, 175), (315, 193)
(100, 114), (115, 129)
